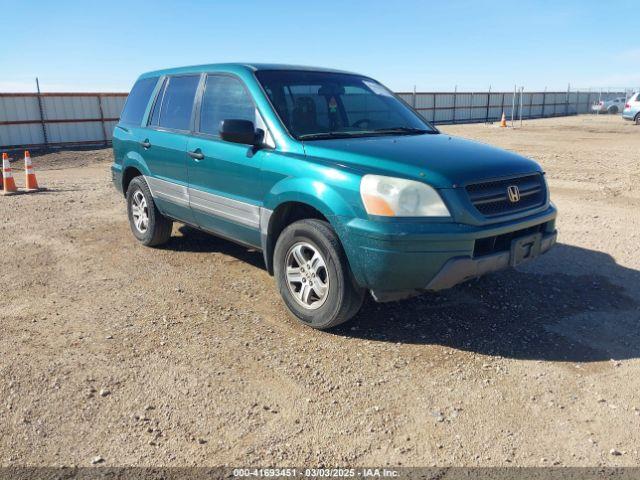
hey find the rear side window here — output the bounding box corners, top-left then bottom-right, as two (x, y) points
(148, 78), (167, 127)
(120, 77), (158, 125)
(156, 75), (200, 131)
(199, 75), (255, 136)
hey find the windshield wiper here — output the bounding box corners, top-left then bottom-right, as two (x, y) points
(298, 131), (370, 140)
(373, 127), (436, 135)
(299, 127), (437, 140)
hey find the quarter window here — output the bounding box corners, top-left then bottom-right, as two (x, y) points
(148, 78), (167, 127)
(156, 75), (200, 131)
(199, 75), (255, 136)
(120, 77), (158, 126)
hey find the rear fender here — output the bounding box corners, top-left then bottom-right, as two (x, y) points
(121, 152), (151, 192)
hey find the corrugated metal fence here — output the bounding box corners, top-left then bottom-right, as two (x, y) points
(396, 89), (626, 124)
(0, 89), (630, 149)
(0, 92), (126, 149)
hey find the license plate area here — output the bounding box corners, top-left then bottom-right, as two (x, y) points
(510, 232), (542, 267)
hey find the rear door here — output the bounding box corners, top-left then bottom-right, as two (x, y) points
(112, 77), (159, 188)
(143, 74), (201, 224)
(186, 73), (270, 247)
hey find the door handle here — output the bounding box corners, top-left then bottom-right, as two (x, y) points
(188, 150), (205, 160)
(139, 140), (151, 149)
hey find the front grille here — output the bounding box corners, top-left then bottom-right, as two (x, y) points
(465, 173), (546, 217)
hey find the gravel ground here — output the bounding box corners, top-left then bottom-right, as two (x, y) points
(1, 114), (639, 467)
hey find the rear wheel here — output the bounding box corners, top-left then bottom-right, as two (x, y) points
(608, 106), (618, 114)
(126, 176), (172, 247)
(274, 219), (365, 329)
(635, 113), (640, 125)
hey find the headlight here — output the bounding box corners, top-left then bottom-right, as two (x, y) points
(360, 174), (450, 217)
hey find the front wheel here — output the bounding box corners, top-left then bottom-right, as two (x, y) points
(608, 106), (618, 114)
(126, 176), (173, 247)
(274, 219), (365, 329)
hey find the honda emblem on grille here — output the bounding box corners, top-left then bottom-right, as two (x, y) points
(507, 185), (520, 203)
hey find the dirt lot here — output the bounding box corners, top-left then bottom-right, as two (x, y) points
(1, 115), (639, 467)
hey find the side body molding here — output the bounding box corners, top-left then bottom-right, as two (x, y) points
(145, 176), (189, 208)
(144, 174), (271, 237)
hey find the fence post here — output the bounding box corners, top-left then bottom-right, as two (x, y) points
(565, 83), (570, 116)
(431, 93), (436, 123)
(97, 94), (109, 147)
(519, 86), (524, 127)
(35, 77), (48, 149)
(411, 85), (416, 108)
(485, 85), (491, 123)
(541, 87), (547, 118)
(452, 85), (457, 124)
(511, 85), (516, 126)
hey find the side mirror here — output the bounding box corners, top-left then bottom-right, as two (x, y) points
(219, 119), (259, 146)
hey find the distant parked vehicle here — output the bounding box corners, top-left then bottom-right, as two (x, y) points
(591, 97), (626, 114)
(622, 92), (640, 124)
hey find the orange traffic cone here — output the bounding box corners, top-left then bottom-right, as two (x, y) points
(2, 153), (18, 195)
(500, 112), (507, 127)
(24, 151), (39, 191)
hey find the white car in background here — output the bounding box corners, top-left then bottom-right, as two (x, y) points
(622, 92), (640, 124)
(591, 97), (626, 114)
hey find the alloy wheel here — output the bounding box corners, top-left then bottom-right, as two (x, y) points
(285, 242), (330, 310)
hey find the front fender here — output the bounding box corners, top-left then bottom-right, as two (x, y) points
(260, 175), (366, 278)
(263, 176), (360, 221)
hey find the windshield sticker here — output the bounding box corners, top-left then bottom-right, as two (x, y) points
(364, 80), (393, 97)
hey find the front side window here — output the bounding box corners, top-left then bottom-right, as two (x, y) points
(120, 77), (158, 126)
(199, 75), (255, 136)
(255, 70), (437, 140)
(156, 75), (200, 131)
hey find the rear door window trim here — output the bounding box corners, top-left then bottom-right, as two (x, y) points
(145, 73), (202, 135)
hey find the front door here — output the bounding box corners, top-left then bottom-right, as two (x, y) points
(186, 74), (268, 248)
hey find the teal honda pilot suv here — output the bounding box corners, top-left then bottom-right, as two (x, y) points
(112, 64), (557, 329)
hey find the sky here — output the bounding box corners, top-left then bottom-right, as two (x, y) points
(1, 0), (639, 93)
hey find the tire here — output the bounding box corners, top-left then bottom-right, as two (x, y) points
(608, 106), (618, 114)
(126, 176), (172, 247)
(273, 219), (365, 329)
(635, 113), (640, 125)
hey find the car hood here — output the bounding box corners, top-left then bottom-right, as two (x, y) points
(302, 133), (542, 188)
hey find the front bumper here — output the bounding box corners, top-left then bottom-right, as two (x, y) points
(424, 230), (555, 290)
(338, 205), (557, 302)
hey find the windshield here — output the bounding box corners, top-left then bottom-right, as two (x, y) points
(255, 70), (438, 140)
